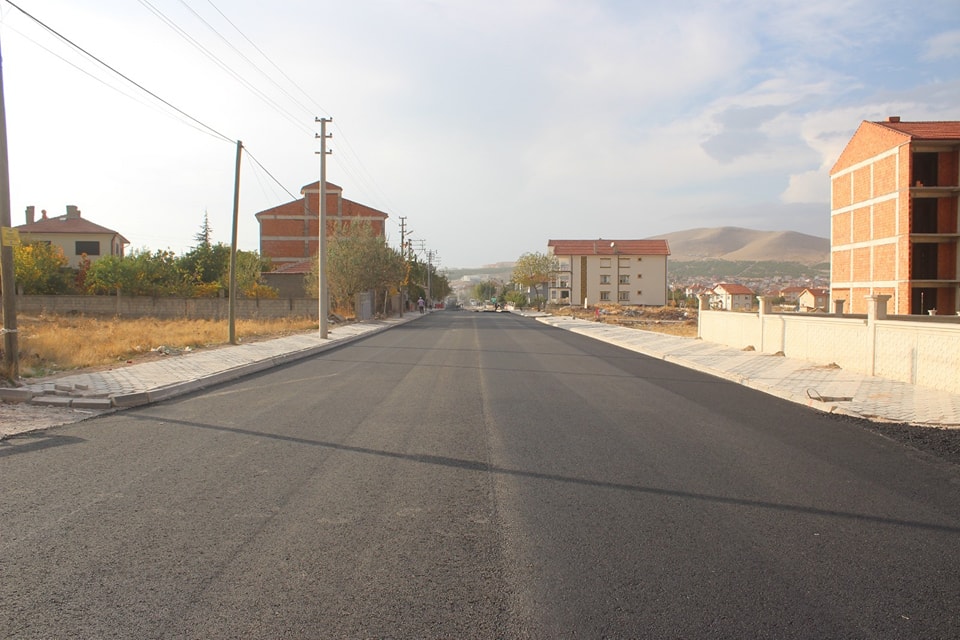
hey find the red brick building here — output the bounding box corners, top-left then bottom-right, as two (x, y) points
(830, 117), (960, 315)
(255, 181), (389, 269)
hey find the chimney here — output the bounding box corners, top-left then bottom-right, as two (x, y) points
(66, 204), (80, 219)
(887, 116), (901, 123)
(41, 209), (47, 219)
(26, 205), (34, 224)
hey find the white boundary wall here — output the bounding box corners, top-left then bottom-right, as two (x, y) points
(698, 295), (960, 394)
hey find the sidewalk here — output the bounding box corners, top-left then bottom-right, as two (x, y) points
(2, 312), (959, 440)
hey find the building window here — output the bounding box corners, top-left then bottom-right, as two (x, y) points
(618, 291), (630, 302)
(560, 291), (569, 300)
(912, 152), (939, 187)
(76, 240), (100, 256)
(600, 274), (611, 284)
(619, 257), (630, 268)
(619, 274), (630, 285)
(600, 258), (612, 268)
(599, 291), (611, 301)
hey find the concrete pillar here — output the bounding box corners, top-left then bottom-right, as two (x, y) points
(865, 295), (890, 376)
(698, 293), (711, 312)
(866, 294), (890, 321)
(756, 295), (773, 316)
(833, 299), (845, 315)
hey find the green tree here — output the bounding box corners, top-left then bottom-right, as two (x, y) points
(511, 251), (557, 311)
(84, 254), (131, 295)
(306, 222), (406, 314)
(13, 242), (70, 294)
(473, 280), (500, 302)
(179, 215), (230, 293)
(221, 250), (276, 298)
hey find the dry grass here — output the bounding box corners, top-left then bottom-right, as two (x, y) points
(12, 314), (319, 379)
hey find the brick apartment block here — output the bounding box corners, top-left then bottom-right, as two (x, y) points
(255, 181), (388, 269)
(830, 117), (960, 315)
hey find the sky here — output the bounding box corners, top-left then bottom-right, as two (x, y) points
(1, 0), (959, 268)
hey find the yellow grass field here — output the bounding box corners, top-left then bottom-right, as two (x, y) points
(8, 314), (319, 379)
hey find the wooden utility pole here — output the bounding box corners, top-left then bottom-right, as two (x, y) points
(0, 35), (19, 380)
(228, 140), (242, 345)
(315, 118), (332, 338)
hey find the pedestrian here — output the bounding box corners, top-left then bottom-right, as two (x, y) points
(417, 297), (425, 314)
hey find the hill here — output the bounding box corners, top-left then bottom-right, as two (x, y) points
(648, 227), (829, 264)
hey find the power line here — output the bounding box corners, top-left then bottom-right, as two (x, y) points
(4, 0), (234, 144)
(136, 0), (313, 135)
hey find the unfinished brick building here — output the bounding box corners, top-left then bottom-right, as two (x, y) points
(830, 117), (960, 315)
(255, 181), (388, 270)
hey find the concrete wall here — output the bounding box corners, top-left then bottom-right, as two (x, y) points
(698, 294), (960, 394)
(15, 295), (320, 320)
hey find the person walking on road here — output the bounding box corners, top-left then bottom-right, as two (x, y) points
(417, 297), (425, 314)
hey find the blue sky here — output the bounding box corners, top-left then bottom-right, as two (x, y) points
(2, 0), (959, 267)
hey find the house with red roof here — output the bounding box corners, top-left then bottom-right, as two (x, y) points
(830, 117), (960, 315)
(798, 287), (830, 313)
(15, 205), (128, 268)
(546, 239), (670, 306)
(710, 283), (755, 311)
(255, 181), (388, 270)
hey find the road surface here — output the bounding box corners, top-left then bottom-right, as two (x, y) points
(2, 311), (959, 638)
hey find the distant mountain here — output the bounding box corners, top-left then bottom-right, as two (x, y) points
(648, 227), (829, 265)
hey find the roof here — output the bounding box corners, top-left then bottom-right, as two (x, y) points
(547, 239), (670, 256)
(801, 287), (830, 297)
(270, 260), (313, 274)
(255, 181), (388, 221)
(713, 283), (754, 295)
(831, 118), (960, 175)
(872, 120), (960, 140)
(16, 212), (128, 243)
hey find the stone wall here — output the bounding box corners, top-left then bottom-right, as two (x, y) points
(15, 295), (319, 320)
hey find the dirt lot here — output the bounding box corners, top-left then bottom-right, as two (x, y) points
(550, 305), (698, 337)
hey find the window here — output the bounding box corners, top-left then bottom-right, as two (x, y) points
(599, 291), (611, 301)
(618, 291), (630, 302)
(619, 274), (630, 285)
(619, 257), (630, 268)
(75, 240), (100, 256)
(560, 291), (569, 300)
(600, 258), (611, 268)
(912, 152), (939, 187)
(912, 198), (938, 233)
(600, 274), (611, 284)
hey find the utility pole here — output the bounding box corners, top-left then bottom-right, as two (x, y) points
(426, 249), (435, 306)
(0, 35), (19, 380)
(315, 117), (332, 338)
(228, 140), (242, 345)
(398, 216), (410, 317)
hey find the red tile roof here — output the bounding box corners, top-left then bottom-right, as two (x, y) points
(873, 120), (960, 140)
(16, 212), (128, 242)
(547, 239), (670, 256)
(271, 260), (313, 274)
(713, 282), (754, 295)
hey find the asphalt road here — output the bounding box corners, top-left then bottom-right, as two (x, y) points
(2, 310), (959, 639)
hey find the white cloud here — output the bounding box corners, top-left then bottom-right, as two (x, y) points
(923, 30), (960, 60)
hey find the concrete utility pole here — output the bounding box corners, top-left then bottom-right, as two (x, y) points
(398, 216), (410, 317)
(0, 35), (19, 380)
(228, 140), (242, 345)
(315, 117), (332, 338)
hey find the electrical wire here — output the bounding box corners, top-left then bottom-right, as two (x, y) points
(4, 0), (235, 144)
